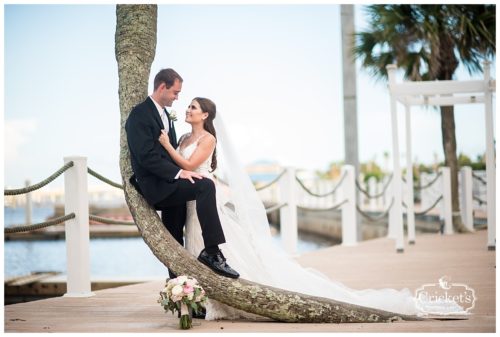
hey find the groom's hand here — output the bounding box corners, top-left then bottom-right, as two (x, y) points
(179, 170), (203, 184)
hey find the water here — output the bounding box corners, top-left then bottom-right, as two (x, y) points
(4, 205), (55, 228)
(249, 173), (278, 183)
(4, 207), (336, 278)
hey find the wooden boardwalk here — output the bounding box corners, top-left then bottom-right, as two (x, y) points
(5, 230), (495, 332)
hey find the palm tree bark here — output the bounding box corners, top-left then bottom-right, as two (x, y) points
(440, 105), (469, 232)
(437, 33), (470, 233)
(115, 4), (423, 323)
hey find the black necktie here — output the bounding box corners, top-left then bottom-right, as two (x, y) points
(164, 108), (178, 148)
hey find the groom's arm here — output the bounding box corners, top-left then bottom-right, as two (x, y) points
(126, 109), (180, 182)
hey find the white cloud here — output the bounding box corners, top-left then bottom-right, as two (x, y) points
(4, 118), (37, 161)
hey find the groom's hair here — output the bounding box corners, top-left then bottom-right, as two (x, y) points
(154, 68), (183, 90)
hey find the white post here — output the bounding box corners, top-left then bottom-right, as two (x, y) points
(440, 167), (453, 235)
(25, 180), (32, 226)
(358, 178), (366, 209)
(379, 177), (386, 208)
(460, 166), (474, 232)
(368, 176), (377, 211)
(484, 61), (496, 251)
(388, 176), (396, 238)
(341, 165), (357, 246)
(63, 156), (94, 297)
(279, 167), (298, 255)
(387, 64), (404, 253)
(405, 105), (416, 244)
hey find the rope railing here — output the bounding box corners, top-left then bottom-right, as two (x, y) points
(414, 172), (442, 191)
(87, 168), (124, 190)
(4, 213), (76, 234)
(414, 195), (443, 216)
(295, 171), (347, 198)
(473, 195), (487, 205)
(255, 170), (287, 191)
(356, 174), (393, 199)
(264, 202), (288, 214)
(297, 199), (348, 212)
(356, 198), (394, 222)
(89, 214), (135, 225)
(4, 161), (74, 196)
(472, 172), (487, 185)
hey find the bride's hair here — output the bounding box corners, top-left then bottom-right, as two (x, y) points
(194, 97), (217, 172)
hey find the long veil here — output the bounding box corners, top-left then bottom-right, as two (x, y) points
(212, 113), (464, 317)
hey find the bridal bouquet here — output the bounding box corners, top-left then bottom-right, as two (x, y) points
(158, 276), (207, 329)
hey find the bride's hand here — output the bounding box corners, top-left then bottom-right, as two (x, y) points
(158, 130), (171, 149)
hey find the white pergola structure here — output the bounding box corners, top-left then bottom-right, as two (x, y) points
(386, 61), (496, 252)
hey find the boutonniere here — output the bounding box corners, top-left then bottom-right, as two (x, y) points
(168, 109), (178, 122)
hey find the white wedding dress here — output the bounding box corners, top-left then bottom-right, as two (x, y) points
(178, 119), (464, 321)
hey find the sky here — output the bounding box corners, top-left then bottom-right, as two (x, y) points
(3, 3), (497, 189)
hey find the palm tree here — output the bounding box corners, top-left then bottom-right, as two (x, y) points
(353, 5), (495, 232)
(115, 4), (420, 323)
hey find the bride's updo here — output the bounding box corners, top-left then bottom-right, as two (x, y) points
(193, 97), (217, 172)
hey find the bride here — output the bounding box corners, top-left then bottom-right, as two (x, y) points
(159, 97), (464, 320)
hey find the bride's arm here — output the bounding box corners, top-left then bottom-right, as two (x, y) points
(159, 131), (215, 171)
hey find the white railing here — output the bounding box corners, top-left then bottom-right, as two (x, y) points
(9, 157), (490, 293)
(257, 165), (358, 254)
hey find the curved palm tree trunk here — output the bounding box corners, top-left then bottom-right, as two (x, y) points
(114, 4), (423, 323)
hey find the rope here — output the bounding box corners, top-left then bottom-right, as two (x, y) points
(472, 172), (487, 185)
(297, 199), (348, 212)
(4, 161), (74, 196)
(415, 172), (442, 191)
(356, 198), (394, 222)
(255, 170), (287, 191)
(414, 195), (443, 216)
(356, 174), (393, 199)
(295, 172), (347, 198)
(89, 214), (135, 225)
(473, 195), (487, 205)
(264, 203), (288, 214)
(5, 213), (76, 234)
(87, 168), (124, 189)
(401, 176), (419, 189)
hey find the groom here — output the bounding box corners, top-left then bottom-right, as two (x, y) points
(125, 68), (239, 279)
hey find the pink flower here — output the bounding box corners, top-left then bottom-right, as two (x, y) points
(183, 285), (194, 294)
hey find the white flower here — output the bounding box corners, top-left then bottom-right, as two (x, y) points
(176, 275), (188, 284)
(171, 285), (184, 296)
(168, 109), (178, 121)
(171, 295), (183, 302)
(185, 279), (197, 287)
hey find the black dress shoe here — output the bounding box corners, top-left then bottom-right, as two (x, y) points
(192, 308), (206, 319)
(198, 249), (240, 279)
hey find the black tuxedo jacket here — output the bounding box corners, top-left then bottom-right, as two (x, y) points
(125, 96), (180, 206)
